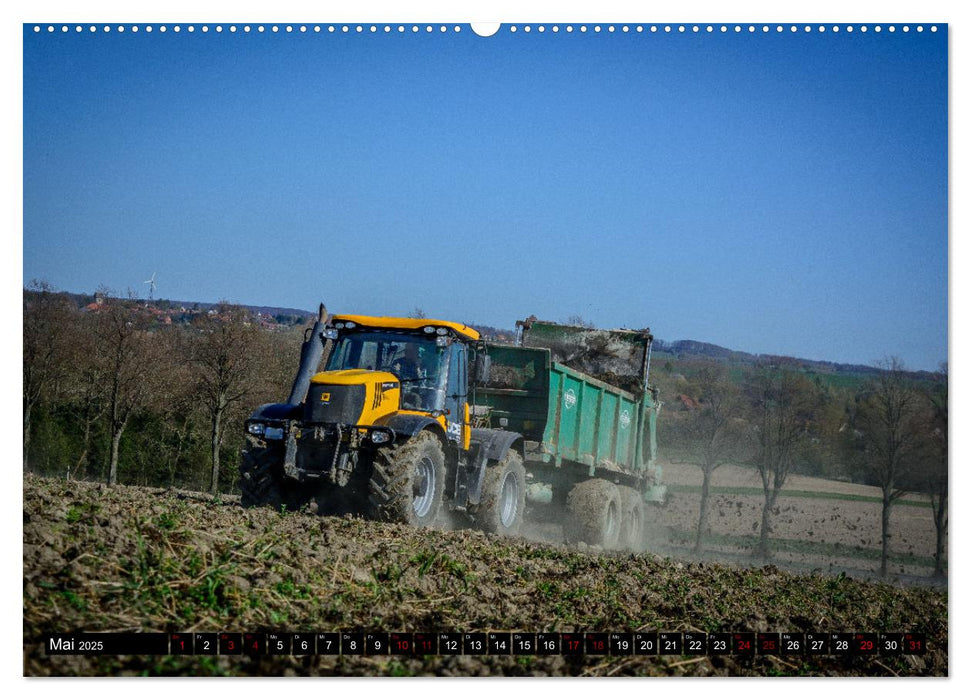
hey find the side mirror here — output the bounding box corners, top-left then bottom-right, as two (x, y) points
(473, 354), (491, 385)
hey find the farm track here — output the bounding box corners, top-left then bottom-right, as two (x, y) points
(23, 474), (947, 676)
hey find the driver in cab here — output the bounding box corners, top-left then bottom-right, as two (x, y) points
(391, 343), (423, 380)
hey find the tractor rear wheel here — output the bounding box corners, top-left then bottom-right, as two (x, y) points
(369, 431), (446, 527)
(565, 478), (622, 549)
(472, 449), (526, 536)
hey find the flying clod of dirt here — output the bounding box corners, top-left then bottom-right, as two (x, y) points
(23, 475), (946, 677)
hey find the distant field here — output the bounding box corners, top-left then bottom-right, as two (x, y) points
(668, 484), (930, 510)
(653, 463), (944, 582)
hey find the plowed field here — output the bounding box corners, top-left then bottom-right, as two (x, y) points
(23, 475), (947, 676)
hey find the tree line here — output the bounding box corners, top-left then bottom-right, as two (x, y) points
(657, 357), (947, 577)
(23, 284), (302, 494)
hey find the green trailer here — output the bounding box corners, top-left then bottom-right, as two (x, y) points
(472, 319), (666, 548)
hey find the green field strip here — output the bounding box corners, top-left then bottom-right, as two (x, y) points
(666, 528), (944, 569)
(667, 484), (931, 509)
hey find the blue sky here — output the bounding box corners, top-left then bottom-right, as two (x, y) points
(22, 23), (947, 371)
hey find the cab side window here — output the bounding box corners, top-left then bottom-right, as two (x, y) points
(444, 343), (466, 441)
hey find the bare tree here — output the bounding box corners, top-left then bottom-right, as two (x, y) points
(746, 365), (820, 563)
(23, 282), (74, 471)
(682, 363), (747, 552)
(851, 357), (923, 577)
(63, 311), (108, 478)
(924, 363), (947, 576)
(94, 294), (161, 485)
(160, 350), (201, 488)
(191, 304), (265, 494)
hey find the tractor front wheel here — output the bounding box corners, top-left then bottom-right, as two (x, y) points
(239, 445), (284, 509)
(369, 431), (446, 527)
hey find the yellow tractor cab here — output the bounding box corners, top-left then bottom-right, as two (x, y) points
(241, 306), (523, 533)
(311, 315), (480, 448)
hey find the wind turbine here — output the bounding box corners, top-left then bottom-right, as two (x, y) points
(144, 272), (157, 301)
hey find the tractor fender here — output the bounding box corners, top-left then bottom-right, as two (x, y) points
(249, 403), (302, 421)
(467, 428), (524, 504)
(374, 413), (447, 443)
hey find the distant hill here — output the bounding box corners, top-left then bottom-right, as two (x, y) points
(32, 290), (316, 327)
(25, 288), (935, 379)
(652, 339), (907, 378)
(476, 328), (925, 381)
(153, 299), (314, 321)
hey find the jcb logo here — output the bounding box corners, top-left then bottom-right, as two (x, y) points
(320, 392), (331, 403)
(372, 383), (383, 410)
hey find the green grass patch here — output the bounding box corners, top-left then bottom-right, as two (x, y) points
(155, 511), (179, 530)
(58, 590), (88, 612)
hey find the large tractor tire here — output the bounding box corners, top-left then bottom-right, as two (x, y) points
(565, 478), (622, 549)
(239, 446), (285, 510)
(472, 449), (526, 536)
(617, 485), (646, 551)
(369, 431), (446, 527)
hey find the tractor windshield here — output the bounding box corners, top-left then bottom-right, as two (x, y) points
(325, 331), (449, 412)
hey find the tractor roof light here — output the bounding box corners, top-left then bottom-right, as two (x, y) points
(344, 321), (356, 329)
(436, 327), (448, 335)
(323, 328), (338, 340)
(423, 326), (435, 334)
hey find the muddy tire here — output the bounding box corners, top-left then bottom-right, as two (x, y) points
(565, 478), (622, 549)
(618, 485), (645, 551)
(239, 445), (284, 509)
(472, 450), (526, 536)
(369, 431), (446, 527)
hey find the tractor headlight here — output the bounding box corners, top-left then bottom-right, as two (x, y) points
(323, 328), (338, 340)
(247, 422), (265, 436)
(370, 429), (391, 445)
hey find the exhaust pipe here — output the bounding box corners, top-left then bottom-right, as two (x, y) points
(287, 303), (330, 406)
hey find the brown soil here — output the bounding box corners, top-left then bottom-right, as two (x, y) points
(23, 474), (946, 677)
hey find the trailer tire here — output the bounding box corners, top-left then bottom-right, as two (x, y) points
(565, 478), (622, 549)
(618, 486), (645, 551)
(370, 431), (446, 527)
(239, 446), (284, 510)
(472, 450), (526, 536)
